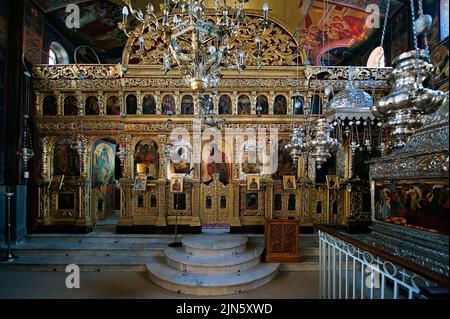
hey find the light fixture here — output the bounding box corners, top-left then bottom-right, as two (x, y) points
(371, 0), (448, 149)
(305, 117), (341, 169)
(18, 115), (34, 179)
(119, 0), (269, 94)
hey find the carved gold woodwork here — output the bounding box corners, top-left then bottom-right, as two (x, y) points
(123, 15), (303, 67)
(200, 174), (233, 226)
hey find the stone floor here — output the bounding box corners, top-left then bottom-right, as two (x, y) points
(0, 269), (319, 299)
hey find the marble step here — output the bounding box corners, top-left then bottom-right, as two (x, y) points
(181, 234), (248, 257)
(165, 243), (264, 274)
(0, 255), (163, 271)
(146, 261), (279, 296)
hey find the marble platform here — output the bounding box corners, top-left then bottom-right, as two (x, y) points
(146, 233), (279, 296)
(0, 233), (319, 274)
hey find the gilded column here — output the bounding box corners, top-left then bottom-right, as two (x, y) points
(268, 91), (275, 115)
(35, 92), (42, 116)
(231, 91), (238, 115)
(251, 91), (257, 115)
(230, 181), (241, 227)
(190, 180), (201, 226)
(97, 91), (105, 115)
(119, 91), (125, 115)
(155, 91), (161, 115)
(174, 91), (181, 114)
(55, 91), (63, 115)
(155, 180), (167, 226)
(136, 91), (143, 115)
(76, 91), (84, 116)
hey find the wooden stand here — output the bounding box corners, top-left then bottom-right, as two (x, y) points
(264, 219), (299, 263)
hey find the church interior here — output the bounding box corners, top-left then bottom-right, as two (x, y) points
(0, 0), (448, 300)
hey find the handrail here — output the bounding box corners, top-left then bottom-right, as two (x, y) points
(314, 224), (449, 288)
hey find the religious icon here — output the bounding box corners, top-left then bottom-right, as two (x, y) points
(326, 175), (340, 189)
(170, 177), (183, 193)
(106, 96), (121, 115)
(219, 95), (232, 114)
(247, 175), (260, 190)
(238, 95), (251, 115)
(134, 140), (159, 179)
(283, 175), (296, 190)
(201, 141), (232, 184)
(246, 193), (258, 210)
(133, 176), (147, 191)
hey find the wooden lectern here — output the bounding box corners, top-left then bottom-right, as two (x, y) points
(264, 219), (300, 263)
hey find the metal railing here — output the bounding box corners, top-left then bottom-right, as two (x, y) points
(317, 226), (448, 299)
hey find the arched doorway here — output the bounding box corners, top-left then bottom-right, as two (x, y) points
(91, 137), (122, 231)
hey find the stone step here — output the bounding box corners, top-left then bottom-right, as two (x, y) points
(165, 243), (264, 275)
(0, 255), (163, 271)
(181, 234), (248, 257)
(146, 261), (279, 296)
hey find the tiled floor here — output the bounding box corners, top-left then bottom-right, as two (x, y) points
(0, 270), (319, 299)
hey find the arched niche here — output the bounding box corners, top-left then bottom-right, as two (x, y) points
(181, 95), (194, 115)
(142, 94), (156, 114)
(311, 95), (322, 115)
(293, 95), (305, 115)
(91, 138), (117, 187)
(237, 95), (251, 115)
(43, 95), (57, 116)
(106, 96), (120, 115)
(64, 95), (78, 115)
(288, 194), (296, 211)
(85, 96), (99, 115)
(218, 95), (232, 114)
(126, 94), (137, 114)
(274, 194), (282, 211)
(256, 95), (269, 114)
(273, 95), (287, 114)
(162, 95), (176, 115)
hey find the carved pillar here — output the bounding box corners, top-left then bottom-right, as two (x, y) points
(76, 91), (84, 116)
(174, 91), (181, 114)
(212, 94), (219, 114)
(336, 146), (346, 178)
(118, 134), (133, 224)
(268, 91), (275, 115)
(119, 91), (125, 114)
(155, 180), (167, 226)
(158, 135), (169, 179)
(80, 136), (89, 178)
(231, 91), (238, 115)
(251, 91), (257, 115)
(35, 92), (42, 116)
(55, 91), (63, 115)
(307, 154), (316, 182)
(193, 94), (201, 115)
(97, 91), (105, 115)
(155, 91), (161, 114)
(230, 181), (241, 226)
(265, 179), (274, 220)
(40, 137), (50, 180)
(136, 91), (143, 115)
(190, 180), (201, 226)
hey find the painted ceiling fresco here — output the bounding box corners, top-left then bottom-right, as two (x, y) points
(36, 0), (403, 65)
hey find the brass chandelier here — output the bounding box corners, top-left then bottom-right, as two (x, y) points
(119, 0), (269, 93)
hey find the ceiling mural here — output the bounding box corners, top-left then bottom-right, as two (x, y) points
(35, 0), (404, 65)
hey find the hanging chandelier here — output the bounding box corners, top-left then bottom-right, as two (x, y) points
(306, 117), (341, 169)
(372, 0), (448, 149)
(119, 0), (269, 93)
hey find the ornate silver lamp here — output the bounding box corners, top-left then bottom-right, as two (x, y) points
(305, 117), (341, 169)
(372, 0), (448, 149)
(18, 115), (34, 179)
